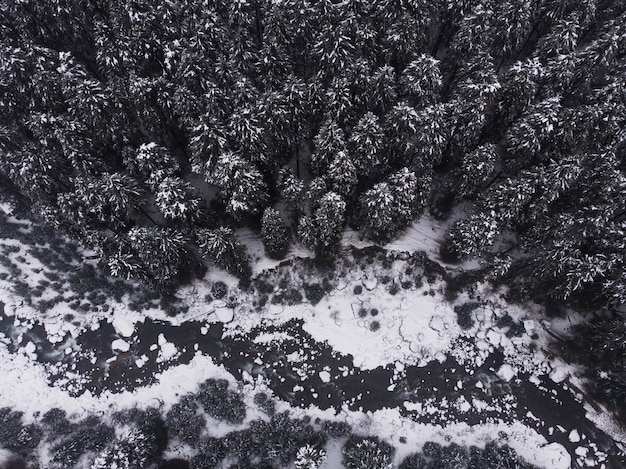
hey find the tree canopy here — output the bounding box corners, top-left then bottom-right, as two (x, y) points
(0, 0), (624, 304)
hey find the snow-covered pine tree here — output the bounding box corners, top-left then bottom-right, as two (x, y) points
(457, 144), (498, 199)
(311, 118), (347, 175)
(295, 444), (327, 469)
(443, 211), (499, 260)
(348, 112), (385, 178)
(359, 167), (426, 243)
(297, 192), (346, 257)
(327, 150), (357, 197)
(154, 176), (201, 223)
(342, 435), (395, 469)
(399, 55), (442, 106)
(261, 207), (291, 259)
(206, 152), (269, 221)
(197, 227), (251, 280)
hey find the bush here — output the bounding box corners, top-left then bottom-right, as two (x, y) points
(353, 285), (363, 295)
(196, 379), (246, 425)
(399, 453), (428, 469)
(165, 395), (206, 445)
(191, 437), (226, 469)
(51, 416), (114, 467)
(304, 283), (325, 305)
(454, 303), (479, 330)
(342, 436), (394, 469)
(0, 408), (42, 455)
(211, 281), (228, 299)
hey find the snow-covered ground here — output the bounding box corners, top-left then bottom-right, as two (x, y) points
(0, 212), (624, 468)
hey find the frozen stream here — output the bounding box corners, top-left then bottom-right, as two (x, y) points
(1, 306), (625, 468)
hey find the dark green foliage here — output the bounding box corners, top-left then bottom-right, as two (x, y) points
(261, 208), (291, 259)
(191, 437), (227, 469)
(51, 416), (114, 467)
(211, 281), (228, 300)
(165, 395), (206, 445)
(399, 453), (428, 469)
(0, 408), (42, 455)
(320, 420), (352, 438)
(304, 283), (325, 305)
(342, 435), (395, 469)
(567, 317), (626, 422)
(353, 285), (363, 295)
(454, 303), (479, 330)
(196, 379), (246, 425)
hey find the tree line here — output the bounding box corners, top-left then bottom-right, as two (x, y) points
(0, 0), (624, 305)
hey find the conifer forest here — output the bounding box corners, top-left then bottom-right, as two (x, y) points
(0, 1), (625, 468)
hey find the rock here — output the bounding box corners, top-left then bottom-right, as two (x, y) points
(319, 371), (331, 383)
(569, 429), (581, 443)
(486, 329), (502, 346)
(112, 339), (130, 352)
(112, 317), (135, 338)
(550, 367), (568, 383)
(214, 306), (234, 323)
(497, 364), (517, 382)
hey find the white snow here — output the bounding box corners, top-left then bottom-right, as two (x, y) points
(319, 371), (331, 383)
(569, 429), (581, 443)
(112, 317), (136, 338)
(497, 364), (518, 382)
(111, 339), (131, 353)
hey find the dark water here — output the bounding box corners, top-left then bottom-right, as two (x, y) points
(1, 304), (625, 467)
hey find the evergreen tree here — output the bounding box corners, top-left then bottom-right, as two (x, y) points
(297, 192), (346, 257)
(443, 211), (499, 260)
(206, 152), (269, 221)
(311, 118), (347, 175)
(348, 112), (385, 178)
(197, 227), (251, 280)
(359, 168), (427, 243)
(154, 176), (201, 223)
(399, 55), (442, 106)
(327, 150), (358, 197)
(261, 208), (291, 259)
(295, 444), (326, 469)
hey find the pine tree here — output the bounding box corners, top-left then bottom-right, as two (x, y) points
(261, 208), (291, 259)
(443, 211), (499, 260)
(457, 144), (498, 199)
(399, 55), (442, 106)
(342, 436), (395, 469)
(206, 152), (269, 221)
(297, 192), (346, 257)
(327, 150), (357, 197)
(197, 227), (251, 280)
(359, 167), (427, 243)
(348, 112), (385, 178)
(311, 118), (347, 175)
(154, 176), (201, 223)
(295, 444), (327, 469)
